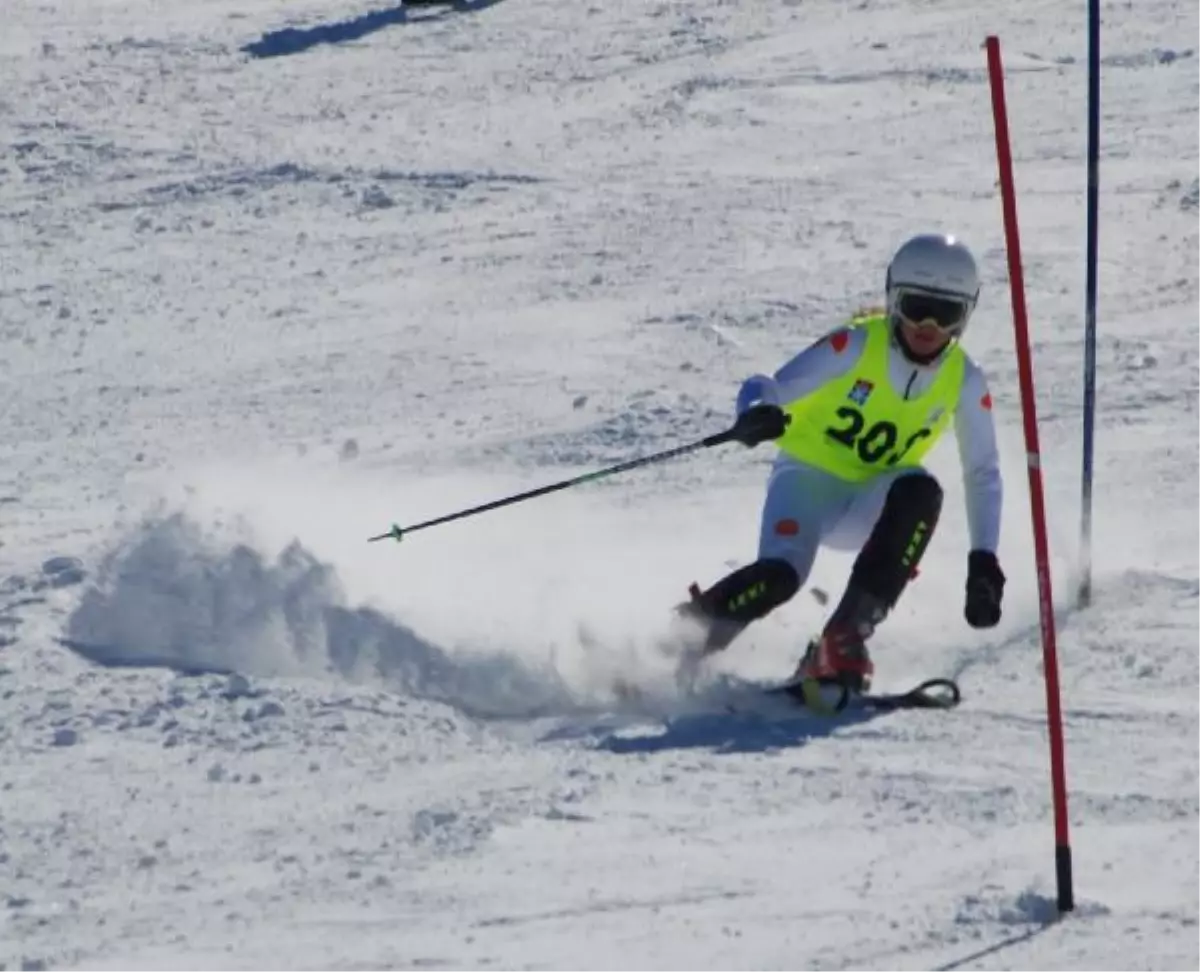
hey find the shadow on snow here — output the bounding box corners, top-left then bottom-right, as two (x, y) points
(933, 917), (1061, 971)
(243, 0), (509, 59)
(544, 704), (889, 755)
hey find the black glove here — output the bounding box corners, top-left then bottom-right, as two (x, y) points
(965, 550), (1005, 628)
(731, 403), (789, 447)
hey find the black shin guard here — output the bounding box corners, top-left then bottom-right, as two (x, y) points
(689, 558), (800, 652)
(832, 473), (943, 630)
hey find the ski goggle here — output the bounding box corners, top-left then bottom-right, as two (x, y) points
(894, 290), (971, 333)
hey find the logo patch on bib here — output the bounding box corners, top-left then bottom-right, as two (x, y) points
(847, 379), (874, 406)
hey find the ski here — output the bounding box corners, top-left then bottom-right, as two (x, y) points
(764, 676), (961, 715)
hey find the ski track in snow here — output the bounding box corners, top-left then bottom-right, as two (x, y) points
(1, 0), (1197, 969)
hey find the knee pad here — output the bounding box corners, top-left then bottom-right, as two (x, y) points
(887, 470), (944, 521)
(697, 558), (800, 624)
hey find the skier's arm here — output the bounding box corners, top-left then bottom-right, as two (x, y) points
(736, 327), (865, 415)
(955, 363), (1003, 552)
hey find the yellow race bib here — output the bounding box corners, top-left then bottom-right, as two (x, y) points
(776, 315), (965, 482)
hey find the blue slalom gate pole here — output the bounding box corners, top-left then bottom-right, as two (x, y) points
(1079, 0), (1100, 608)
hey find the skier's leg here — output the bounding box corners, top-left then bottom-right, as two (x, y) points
(797, 469), (943, 689)
(827, 468), (943, 626)
(686, 460), (849, 652)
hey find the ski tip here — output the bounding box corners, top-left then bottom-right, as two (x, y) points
(861, 678), (962, 711)
(906, 677), (962, 708)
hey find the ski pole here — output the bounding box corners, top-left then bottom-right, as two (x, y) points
(368, 425), (740, 543)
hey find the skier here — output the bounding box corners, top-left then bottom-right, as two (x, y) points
(684, 233), (1007, 694)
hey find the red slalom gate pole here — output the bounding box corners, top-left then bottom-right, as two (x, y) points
(985, 35), (1075, 914)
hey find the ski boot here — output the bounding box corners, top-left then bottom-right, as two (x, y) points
(791, 622), (875, 714)
(789, 581), (889, 712)
(793, 623), (875, 694)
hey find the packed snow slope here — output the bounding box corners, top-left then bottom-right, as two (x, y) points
(1, 0), (1196, 968)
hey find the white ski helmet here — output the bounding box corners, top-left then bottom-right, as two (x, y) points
(885, 233), (980, 338)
